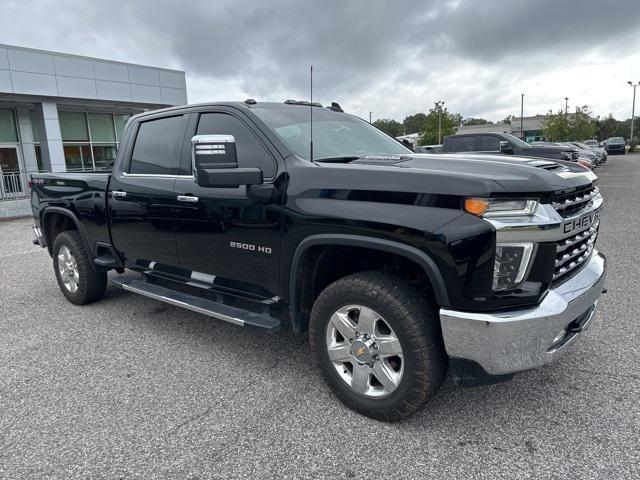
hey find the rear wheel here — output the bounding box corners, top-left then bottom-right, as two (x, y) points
(309, 271), (447, 421)
(53, 231), (107, 305)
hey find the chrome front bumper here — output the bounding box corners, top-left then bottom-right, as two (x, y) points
(439, 251), (606, 376)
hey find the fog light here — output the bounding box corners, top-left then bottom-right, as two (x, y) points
(492, 243), (534, 291)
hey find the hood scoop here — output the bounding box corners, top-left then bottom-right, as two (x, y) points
(527, 159), (568, 172)
(351, 155), (413, 166)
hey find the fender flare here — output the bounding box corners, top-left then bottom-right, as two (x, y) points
(289, 234), (450, 318)
(40, 207), (94, 258)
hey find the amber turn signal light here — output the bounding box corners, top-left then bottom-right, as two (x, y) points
(464, 198), (489, 216)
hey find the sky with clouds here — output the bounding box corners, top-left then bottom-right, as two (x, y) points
(2, 0), (639, 123)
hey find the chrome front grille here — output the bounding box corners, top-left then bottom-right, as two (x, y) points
(552, 185), (599, 217)
(553, 220), (599, 282)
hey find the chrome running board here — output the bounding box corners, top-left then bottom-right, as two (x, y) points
(111, 275), (280, 332)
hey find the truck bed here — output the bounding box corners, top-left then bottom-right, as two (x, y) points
(30, 171), (112, 256)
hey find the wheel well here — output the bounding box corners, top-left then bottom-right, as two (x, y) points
(294, 245), (437, 332)
(43, 212), (78, 255)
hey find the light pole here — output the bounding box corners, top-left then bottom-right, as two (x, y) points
(564, 97), (569, 141)
(435, 100), (445, 144)
(369, 111), (372, 124)
(628, 81), (639, 143)
(520, 93), (525, 140)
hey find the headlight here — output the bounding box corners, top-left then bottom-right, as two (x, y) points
(493, 243), (534, 291)
(577, 159), (592, 169)
(464, 198), (538, 217)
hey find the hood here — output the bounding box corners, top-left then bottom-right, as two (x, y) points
(337, 153), (596, 196)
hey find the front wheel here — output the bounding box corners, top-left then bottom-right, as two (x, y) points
(53, 231), (107, 305)
(309, 271), (447, 421)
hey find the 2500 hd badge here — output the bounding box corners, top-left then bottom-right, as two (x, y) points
(229, 241), (272, 254)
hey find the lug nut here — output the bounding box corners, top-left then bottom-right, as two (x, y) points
(363, 333), (370, 340)
(374, 354), (380, 361)
(372, 343), (378, 349)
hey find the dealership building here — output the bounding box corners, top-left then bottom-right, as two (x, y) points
(455, 115), (548, 142)
(0, 43), (187, 212)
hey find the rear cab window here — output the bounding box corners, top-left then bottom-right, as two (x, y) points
(480, 135), (499, 151)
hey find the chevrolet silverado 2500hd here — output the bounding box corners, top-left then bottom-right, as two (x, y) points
(30, 101), (606, 421)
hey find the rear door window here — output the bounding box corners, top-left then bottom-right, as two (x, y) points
(129, 115), (187, 175)
(449, 136), (476, 152)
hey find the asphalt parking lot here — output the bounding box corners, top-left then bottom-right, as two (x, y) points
(1, 154), (639, 479)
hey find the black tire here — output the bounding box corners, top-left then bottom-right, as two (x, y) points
(309, 271), (447, 421)
(53, 230), (107, 305)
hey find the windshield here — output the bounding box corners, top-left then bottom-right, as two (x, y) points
(252, 106), (411, 160)
(502, 133), (530, 148)
(609, 137), (624, 143)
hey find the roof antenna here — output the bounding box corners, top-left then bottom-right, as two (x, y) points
(310, 64), (314, 162)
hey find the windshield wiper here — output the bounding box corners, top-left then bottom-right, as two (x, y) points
(314, 156), (361, 163)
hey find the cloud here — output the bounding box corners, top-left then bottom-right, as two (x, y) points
(1, 0), (639, 122)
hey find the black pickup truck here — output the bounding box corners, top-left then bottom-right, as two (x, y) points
(30, 101), (607, 421)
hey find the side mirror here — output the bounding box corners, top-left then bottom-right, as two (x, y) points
(191, 134), (263, 188)
(499, 141), (514, 154)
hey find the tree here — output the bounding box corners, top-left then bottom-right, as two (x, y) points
(502, 115), (514, 125)
(372, 118), (403, 137)
(569, 105), (596, 140)
(613, 118), (632, 140)
(417, 103), (459, 145)
(402, 113), (428, 135)
(541, 110), (570, 141)
(595, 114), (618, 140)
(463, 118), (491, 126)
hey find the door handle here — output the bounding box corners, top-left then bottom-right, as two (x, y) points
(177, 195), (199, 203)
(112, 191), (127, 198)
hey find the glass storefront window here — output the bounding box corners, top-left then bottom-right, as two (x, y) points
(92, 144), (117, 170)
(0, 109), (18, 143)
(88, 113), (116, 142)
(81, 145), (92, 170)
(63, 144), (93, 171)
(114, 114), (131, 141)
(35, 111), (136, 172)
(30, 110), (43, 143)
(59, 111), (89, 142)
(34, 145), (43, 172)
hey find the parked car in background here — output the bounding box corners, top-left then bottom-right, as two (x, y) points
(558, 143), (597, 169)
(569, 141), (607, 164)
(415, 144), (442, 153)
(583, 139), (599, 148)
(605, 137), (626, 155)
(528, 141), (594, 169)
(443, 132), (579, 162)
